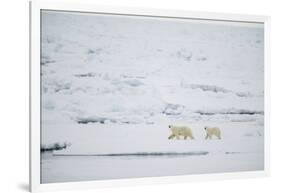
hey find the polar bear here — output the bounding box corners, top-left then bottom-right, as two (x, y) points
(204, 126), (221, 139)
(168, 125), (194, 140)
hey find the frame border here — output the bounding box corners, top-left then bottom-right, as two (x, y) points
(30, 0), (270, 192)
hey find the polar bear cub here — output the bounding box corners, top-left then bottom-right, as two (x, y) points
(204, 126), (221, 139)
(168, 125), (194, 140)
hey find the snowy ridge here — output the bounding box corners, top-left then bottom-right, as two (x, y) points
(53, 151), (209, 157)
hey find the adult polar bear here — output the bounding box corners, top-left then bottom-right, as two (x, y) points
(168, 125), (194, 140)
(204, 126), (221, 139)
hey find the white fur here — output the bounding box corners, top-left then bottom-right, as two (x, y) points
(168, 125), (194, 140)
(205, 126), (221, 139)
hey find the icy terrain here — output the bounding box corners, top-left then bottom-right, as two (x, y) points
(40, 10), (264, 183)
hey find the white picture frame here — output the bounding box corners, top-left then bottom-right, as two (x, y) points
(30, 0), (270, 192)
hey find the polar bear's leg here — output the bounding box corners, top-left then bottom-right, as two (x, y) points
(184, 135), (187, 140)
(217, 132), (221, 139)
(205, 134), (209, 139)
(190, 135), (194, 139)
(176, 135), (180, 140)
(168, 134), (175, 139)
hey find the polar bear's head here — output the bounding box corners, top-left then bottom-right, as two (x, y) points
(204, 126), (210, 130)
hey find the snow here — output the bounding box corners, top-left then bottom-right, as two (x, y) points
(42, 152), (263, 183)
(40, 10), (264, 183)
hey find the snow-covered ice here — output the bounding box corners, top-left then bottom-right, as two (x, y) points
(40, 10), (264, 183)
